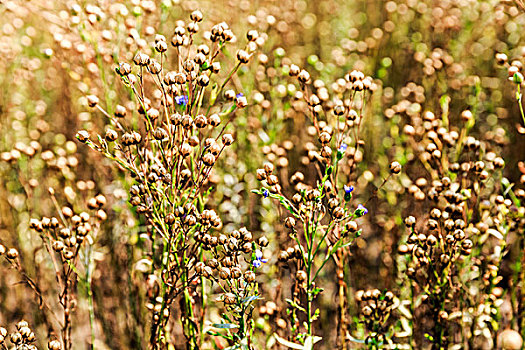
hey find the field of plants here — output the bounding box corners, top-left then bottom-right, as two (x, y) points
(0, 0), (525, 349)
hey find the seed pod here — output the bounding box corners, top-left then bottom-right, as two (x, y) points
(155, 40), (167, 53)
(256, 169), (266, 180)
(404, 216), (416, 227)
(263, 162), (274, 174)
(362, 306), (372, 316)
(278, 250), (289, 262)
(118, 62), (132, 76)
(76, 130), (90, 143)
(211, 61), (221, 73)
(346, 221), (358, 233)
(258, 236), (269, 247)
(222, 134), (234, 146)
(333, 207), (344, 219)
(180, 143), (192, 157)
(296, 270), (307, 282)
(267, 174), (279, 186)
(197, 74), (210, 86)
(245, 271), (256, 283)
(190, 10), (203, 22)
(86, 95), (99, 107)
(319, 132), (331, 144)
(298, 70), (310, 83)
(219, 267), (230, 279)
(284, 217), (296, 229)
(223, 293), (236, 304)
(202, 153), (215, 166)
(6, 248), (18, 260)
(53, 241), (65, 252)
(133, 52), (150, 66)
(10, 332), (22, 344)
(389, 161), (402, 174)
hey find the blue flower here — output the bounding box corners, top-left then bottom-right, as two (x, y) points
(253, 249), (268, 268)
(344, 184), (354, 201)
(262, 188), (269, 198)
(354, 204), (368, 217)
(236, 92), (244, 98)
(175, 95), (189, 106)
(337, 143), (348, 160)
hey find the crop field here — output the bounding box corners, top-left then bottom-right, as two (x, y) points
(0, 0), (524, 349)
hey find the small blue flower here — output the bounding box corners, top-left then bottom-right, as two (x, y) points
(337, 143), (348, 160)
(253, 249), (268, 268)
(175, 95), (189, 106)
(354, 204), (368, 217)
(344, 184), (354, 201)
(262, 188), (269, 198)
(236, 92), (244, 98)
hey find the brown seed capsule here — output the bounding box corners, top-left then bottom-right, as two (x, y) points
(264, 162), (274, 174)
(461, 110), (473, 122)
(114, 104), (127, 118)
(258, 236), (269, 247)
(346, 221), (358, 233)
(180, 143), (192, 157)
(333, 207), (344, 219)
(267, 174), (279, 186)
(289, 64), (300, 76)
(495, 53), (508, 65)
(211, 61), (221, 73)
(48, 340), (62, 350)
(6, 248), (18, 260)
(389, 161), (402, 174)
(105, 129), (118, 142)
(202, 153), (216, 166)
(76, 130), (90, 143)
(237, 50), (250, 64)
(236, 95), (248, 108)
(222, 134), (234, 145)
(208, 114), (221, 126)
(245, 271), (256, 283)
(494, 157), (505, 169)
(10, 332), (22, 344)
(219, 267), (230, 279)
(298, 70), (310, 83)
(319, 132), (331, 144)
(133, 52), (150, 66)
(296, 270), (307, 282)
(247, 30), (258, 41)
(362, 306), (372, 316)
(223, 292), (236, 304)
(190, 10), (203, 22)
(256, 169), (267, 180)
(224, 89), (236, 100)
(404, 216), (416, 227)
(284, 217), (296, 228)
(86, 95), (99, 107)
(278, 250), (289, 261)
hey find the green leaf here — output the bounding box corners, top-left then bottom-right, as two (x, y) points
(285, 298), (306, 313)
(303, 336), (322, 350)
(273, 334), (304, 350)
(212, 323), (239, 329)
(241, 295), (261, 304)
